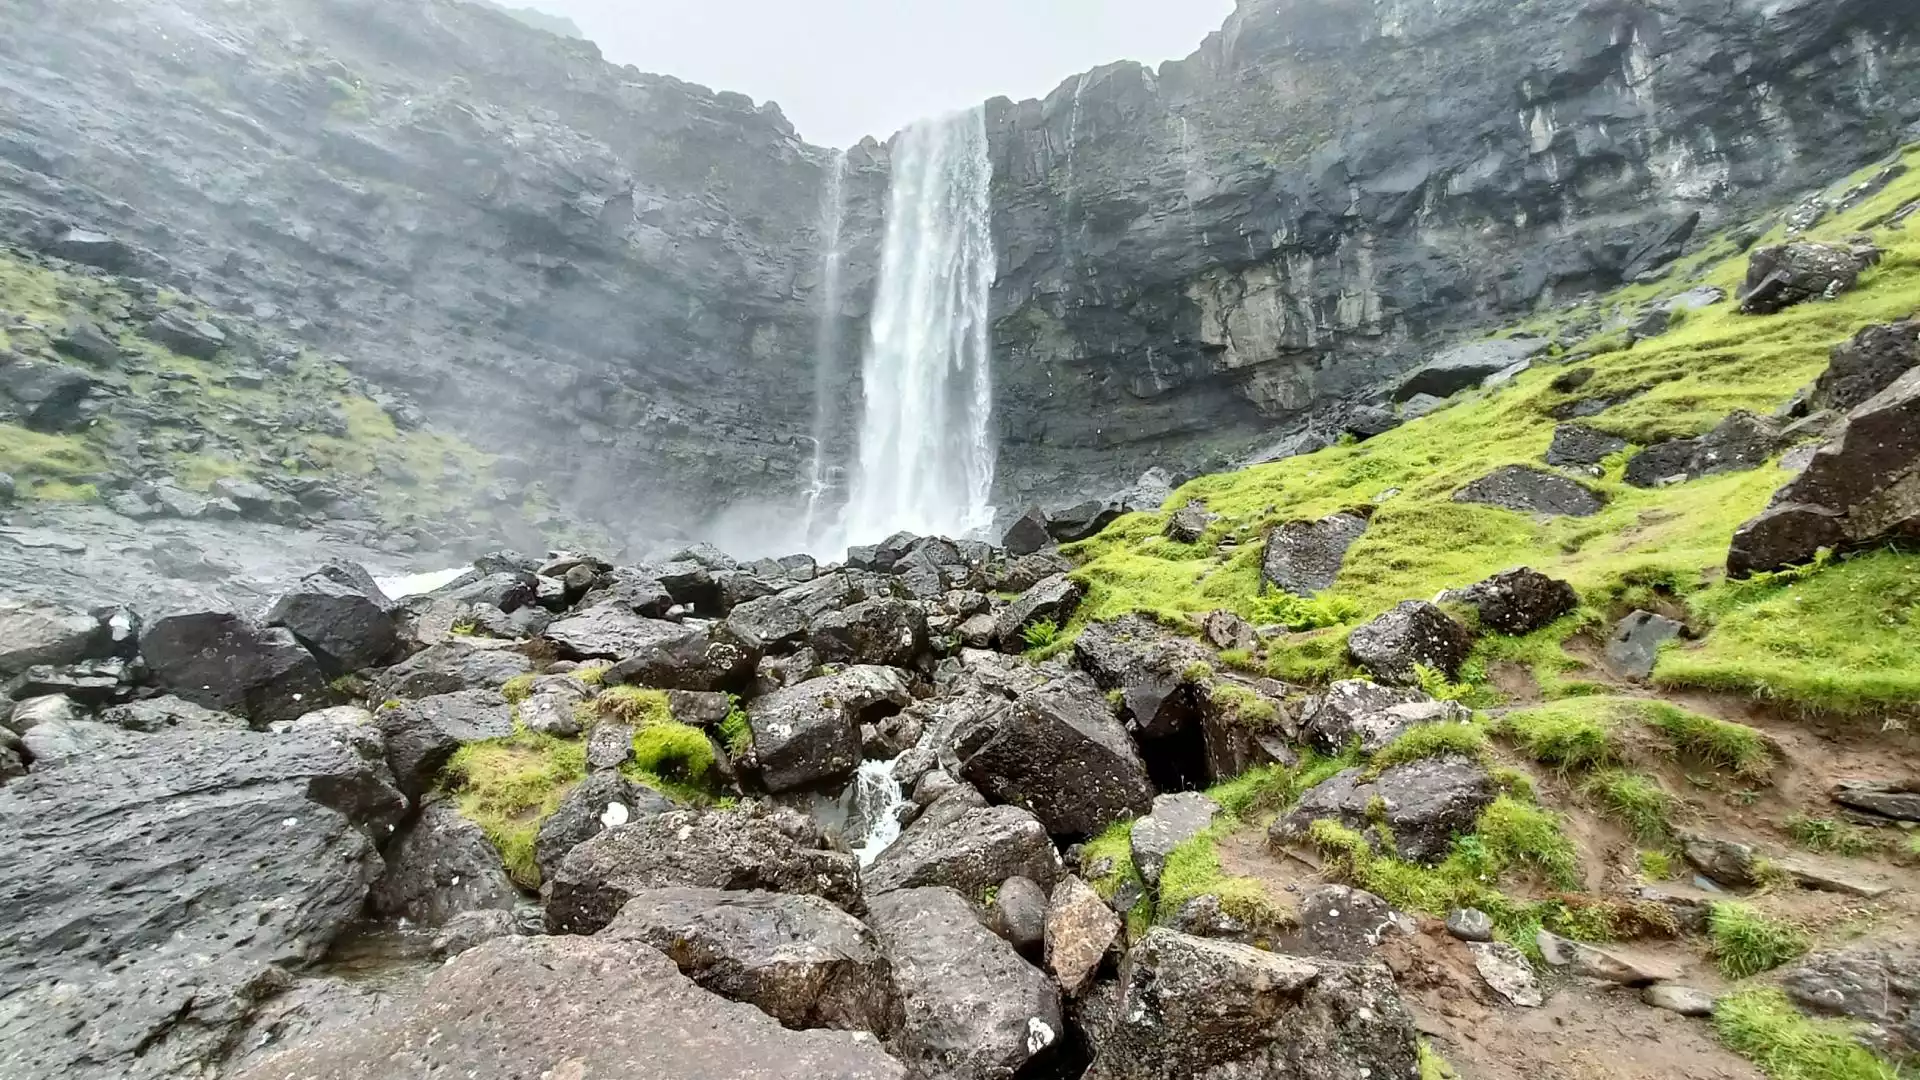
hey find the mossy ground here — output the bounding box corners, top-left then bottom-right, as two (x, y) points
(1715, 987), (1905, 1080)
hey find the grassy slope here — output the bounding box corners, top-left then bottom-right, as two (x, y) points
(1063, 144), (1920, 716)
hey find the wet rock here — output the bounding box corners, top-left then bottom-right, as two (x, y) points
(1047, 500), (1122, 542)
(1537, 930), (1683, 985)
(1131, 792), (1220, 889)
(1089, 928), (1419, 1080)
(544, 604), (687, 660)
(1690, 411), (1790, 478)
(725, 572), (898, 652)
(98, 694), (242, 731)
(8, 693), (83, 733)
(1603, 610), (1684, 681)
(1739, 240), (1879, 315)
(1260, 511), (1369, 597)
(517, 688), (585, 736)
(1395, 338), (1547, 401)
(866, 802), (1062, 898)
(533, 771), (673, 884)
(371, 640), (533, 700)
(276, 705), (385, 767)
(1300, 679), (1469, 756)
(1471, 941), (1545, 1007)
(603, 886), (899, 1034)
(141, 611), (332, 723)
(431, 908), (524, 958)
(267, 573), (397, 673)
(0, 356), (97, 432)
(747, 666), (911, 793)
(376, 689), (514, 799)
(576, 566), (674, 617)
(809, 597), (929, 668)
(144, 308), (226, 359)
(987, 550), (1074, 593)
(210, 477), (300, 524)
(0, 725), (404, 1080)
(1452, 566), (1579, 635)
(1679, 831), (1764, 889)
(1729, 366), (1920, 576)
(1046, 876), (1119, 997)
(369, 798), (518, 926)
(606, 624), (757, 693)
(1346, 601), (1473, 684)
(0, 597), (103, 676)
(1454, 464), (1605, 517)
(1165, 500), (1213, 543)
(585, 720), (635, 771)
(1002, 507), (1053, 556)
(1831, 780), (1920, 822)
(948, 674), (1155, 837)
(545, 808), (862, 935)
(990, 875), (1050, 960)
(1279, 884), (1416, 962)
(994, 573), (1084, 648)
(1272, 756), (1495, 864)
(1071, 614), (1211, 734)
(5, 657), (134, 708)
(1771, 854), (1894, 899)
(1447, 908), (1495, 943)
(20, 717), (122, 764)
(1201, 610), (1259, 652)
(1111, 468), (1175, 513)
(1546, 423), (1628, 468)
(230, 935), (908, 1080)
(1643, 984), (1717, 1017)
(1782, 942), (1920, 1058)
(1814, 320), (1919, 413)
(869, 887), (1063, 1080)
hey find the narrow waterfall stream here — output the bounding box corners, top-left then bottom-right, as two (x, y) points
(801, 149), (850, 550)
(845, 757), (909, 866)
(835, 108), (997, 547)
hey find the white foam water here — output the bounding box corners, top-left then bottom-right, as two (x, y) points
(845, 757), (909, 867)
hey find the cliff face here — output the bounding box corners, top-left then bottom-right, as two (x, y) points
(0, 0), (886, 538)
(984, 0), (1920, 505)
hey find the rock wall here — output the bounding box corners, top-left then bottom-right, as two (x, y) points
(984, 0), (1920, 505)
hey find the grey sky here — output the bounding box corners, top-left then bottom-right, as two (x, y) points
(523, 0), (1237, 148)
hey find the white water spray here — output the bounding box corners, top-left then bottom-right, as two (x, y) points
(846, 757), (909, 867)
(801, 149), (849, 549)
(835, 109), (997, 546)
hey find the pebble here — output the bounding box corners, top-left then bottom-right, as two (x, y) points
(1446, 907), (1495, 942)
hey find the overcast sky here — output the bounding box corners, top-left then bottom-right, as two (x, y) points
(523, 0), (1237, 147)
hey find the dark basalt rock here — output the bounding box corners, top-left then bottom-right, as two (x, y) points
(1453, 465), (1605, 517)
(1047, 500), (1122, 542)
(1345, 601), (1472, 685)
(1394, 338), (1546, 401)
(808, 597), (929, 668)
(1545, 423), (1628, 468)
(1815, 320), (1919, 413)
(377, 689), (514, 799)
(267, 572), (398, 673)
(949, 674), (1156, 838)
(988, 875), (1050, 961)
(533, 771), (674, 884)
(1739, 240), (1880, 315)
(993, 573), (1084, 648)
(746, 666), (911, 793)
(1782, 942), (1920, 1059)
(141, 611), (332, 723)
(1260, 511), (1369, 597)
(1300, 679), (1469, 756)
(1452, 567), (1579, 635)
(0, 356), (97, 432)
(1165, 500), (1213, 543)
(1002, 507), (1053, 556)
(143, 308), (226, 359)
(0, 597), (105, 676)
(1624, 439), (1701, 488)
(370, 640), (533, 700)
(1272, 756), (1496, 865)
(1072, 614), (1212, 739)
(865, 801), (1062, 899)
(369, 798), (519, 926)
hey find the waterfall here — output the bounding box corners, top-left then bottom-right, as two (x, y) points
(845, 757), (909, 867)
(836, 108), (997, 546)
(801, 149), (849, 549)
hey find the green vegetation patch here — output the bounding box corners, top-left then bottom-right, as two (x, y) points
(1495, 698), (1631, 770)
(1157, 824), (1290, 931)
(1715, 987), (1904, 1080)
(1367, 721), (1491, 775)
(1639, 700), (1773, 781)
(1709, 902), (1810, 978)
(443, 726), (587, 888)
(1582, 770), (1674, 842)
(1785, 815), (1880, 857)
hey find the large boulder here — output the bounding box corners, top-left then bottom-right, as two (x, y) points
(1451, 566), (1579, 635)
(1453, 464), (1605, 516)
(808, 597), (929, 668)
(1130, 792), (1221, 889)
(543, 604), (687, 660)
(948, 675), (1155, 838)
(1739, 240), (1879, 315)
(602, 887), (899, 1034)
(144, 308), (226, 359)
(141, 612), (332, 723)
(99, 694), (241, 732)
(376, 689), (514, 799)
(533, 772), (675, 884)
(0, 356), (97, 432)
(1260, 511), (1369, 597)
(1782, 941), (1920, 1060)
(370, 640), (533, 700)
(1300, 679), (1469, 756)
(1394, 338), (1546, 401)
(545, 809), (862, 935)
(605, 624), (759, 693)
(1729, 366), (1920, 576)
(0, 598), (103, 676)
(1002, 507), (1053, 556)
(1086, 929), (1419, 1080)
(725, 572), (898, 653)
(266, 573), (397, 673)
(0, 726), (405, 1080)
(1047, 499), (1123, 542)
(368, 798), (519, 926)
(865, 802), (1062, 898)
(1814, 319), (1919, 413)
(868, 887), (1064, 1080)
(1072, 614), (1212, 738)
(1272, 756), (1495, 864)
(746, 666), (912, 793)
(994, 573), (1084, 647)
(229, 936), (908, 1080)
(1345, 601), (1473, 684)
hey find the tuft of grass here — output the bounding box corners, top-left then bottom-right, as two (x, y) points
(1583, 770), (1674, 842)
(500, 673), (537, 705)
(1419, 1042), (1459, 1080)
(1158, 825), (1289, 930)
(1021, 618), (1061, 651)
(1639, 848), (1677, 881)
(719, 698), (754, 757)
(1206, 764), (1293, 819)
(1640, 701), (1773, 781)
(625, 720), (718, 798)
(1476, 795), (1583, 889)
(575, 663), (609, 687)
(1715, 986), (1903, 1080)
(1206, 682), (1282, 730)
(1785, 816), (1880, 857)
(1709, 902), (1810, 978)
(1251, 591), (1362, 632)
(1495, 699), (1627, 771)
(1368, 722), (1491, 775)
(443, 727), (587, 888)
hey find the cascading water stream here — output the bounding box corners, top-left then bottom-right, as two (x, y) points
(845, 757), (909, 866)
(834, 108), (997, 547)
(801, 149), (849, 550)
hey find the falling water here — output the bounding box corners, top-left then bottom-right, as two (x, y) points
(836, 109), (996, 545)
(801, 149), (849, 549)
(846, 757), (909, 866)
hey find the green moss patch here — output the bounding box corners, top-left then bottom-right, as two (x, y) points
(443, 727), (587, 888)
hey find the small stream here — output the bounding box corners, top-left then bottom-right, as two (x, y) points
(846, 757), (909, 867)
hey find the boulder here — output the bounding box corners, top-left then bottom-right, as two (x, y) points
(1472, 941), (1545, 1007)
(0, 597), (102, 676)
(1047, 500), (1122, 542)
(19, 717), (122, 764)
(1729, 366), (1920, 576)
(1545, 423), (1628, 468)
(1643, 984), (1717, 1017)
(1201, 610), (1259, 652)
(1624, 438), (1702, 487)
(369, 798), (519, 926)
(602, 887), (899, 1034)
(209, 477), (300, 524)
(1452, 566), (1579, 635)
(1002, 507), (1053, 556)
(517, 688), (585, 736)
(1690, 411), (1790, 477)
(533, 771), (674, 884)
(1110, 468), (1175, 513)
(1072, 613), (1212, 738)
(0, 726), (405, 1080)
(987, 550), (1075, 592)
(1537, 930), (1683, 985)
(1130, 792), (1221, 889)
(267, 573), (397, 673)
(1276, 884), (1416, 962)
(1087, 929), (1420, 1080)
(1046, 875), (1121, 996)
(545, 809), (862, 935)
(5, 657), (134, 708)
(1814, 319), (1919, 413)
(1165, 500), (1213, 543)
(377, 689), (514, 799)
(606, 624), (757, 693)
(1272, 756), (1495, 864)
(8, 693), (83, 733)
(1739, 240), (1879, 315)
(1831, 780), (1920, 822)
(868, 887), (1064, 1080)
(1447, 908), (1496, 942)
(1453, 464), (1605, 516)
(1345, 601), (1473, 684)
(575, 566), (674, 616)
(141, 612), (332, 723)
(993, 573), (1084, 647)
(989, 875), (1050, 960)
(1603, 610), (1684, 680)
(866, 802), (1062, 898)
(0, 356), (97, 432)
(144, 308), (226, 358)
(1300, 679), (1468, 756)
(1782, 941), (1920, 1059)
(725, 571), (896, 652)
(948, 675), (1155, 837)
(98, 694), (242, 731)
(747, 666), (912, 793)
(371, 640), (533, 700)
(1395, 338), (1547, 401)
(1260, 511), (1369, 597)
(808, 597), (929, 668)
(543, 604), (686, 660)
(229, 936), (908, 1080)
(431, 908), (525, 959)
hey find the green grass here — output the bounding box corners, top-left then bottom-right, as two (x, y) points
(1709, 902), (1810, 978)
(1583, 770), (1674, 842)
(1495, 699), (1629, 770)
(1212, 748), (1364, 822)
(1639, 701), (1773, 781)
(501, 674), (537, 705)
(588, 686), (674, 727)
(1639, 848), (1677, 880)
(1419, 1042), (1459, 1080)
(443, 726), (587, 888)
(1080, 820), (1154, 940)
(0, 424), (107, 492)
(625, 720), (720, 801)
(1715, 987), (1905, 1080)
(1206, 682), (1282, 730)
(1786, 815), (1880, 857)
(1158, 824), (1290, 931)
(1368, 721), (1491, 774)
